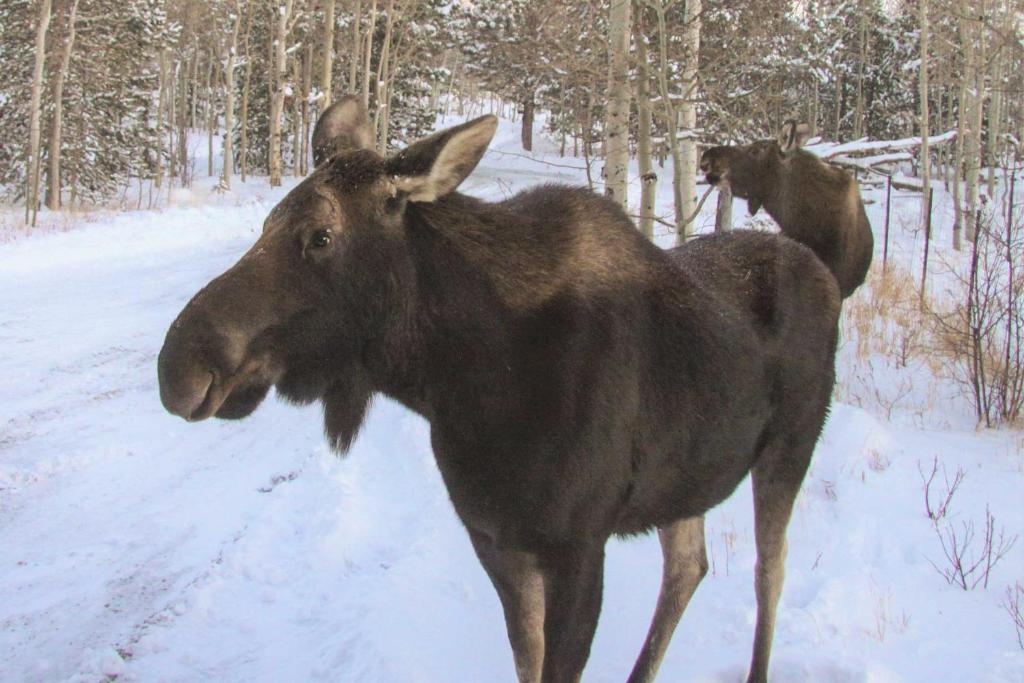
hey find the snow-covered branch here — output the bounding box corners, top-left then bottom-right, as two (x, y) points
(806, 130), (958, 160)
(802, 130), (959, 176)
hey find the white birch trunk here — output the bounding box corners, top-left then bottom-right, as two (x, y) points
(960, 0), (984, 242)
(853, 4), (867, 140)
(269, 0), (295, 187)
(221, 1), (242, 190)
(635, 11), (656, 240)
(168, 61), (177, 183)
(953, 65), (967, 251)
(361, 0), (379, 108)
(292, 52), (302, 176)
(645, 1), (683, 239)
(984, 0), (1010, 196)
(207, 55), (216, 178)
(321, 0), (335, 104)
(155, 49), (167, 190)
(349, 0), (362, 93)
(190, 50), (199, 128)
(678, 0), (701, 244)
(374, 0), (396, 153)
(26, 0), (52, 226)
(239, 2), (254, 182)
(918, 0), (931, 234)
(604, 0), (631, 208)
(301, 41), (312, 174)
(46, 0), (78, 210)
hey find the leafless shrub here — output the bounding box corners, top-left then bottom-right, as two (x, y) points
(930, 505), (1018, 591)
(918, 455), (965, 522)
(872, 378), (914, 420)
(929, 205), (1024, 427)
(1003, 581), (1024, 650)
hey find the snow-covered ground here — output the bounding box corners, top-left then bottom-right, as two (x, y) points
(1, 114), (1022, 682)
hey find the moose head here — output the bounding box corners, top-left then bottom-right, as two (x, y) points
(700, 120), (812, 216)
(157, 96), (498, 450)
(699, 120), (873, 299)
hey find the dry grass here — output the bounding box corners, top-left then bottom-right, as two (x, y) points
(0, 207), (104, 244)
(868, 582), (910, 643)
(845, 266), (937, 369)
(836, 265), (944, 422)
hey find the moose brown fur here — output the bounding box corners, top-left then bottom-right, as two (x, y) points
(701, 121), (874, 298)
(158, 98), (842, 683)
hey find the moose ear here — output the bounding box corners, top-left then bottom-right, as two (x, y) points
(386, 115), (498, 202)
(778, 119), (812, 153)
(312, 95), (375, 166)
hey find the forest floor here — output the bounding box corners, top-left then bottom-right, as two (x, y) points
(1, 114), (1022, 682)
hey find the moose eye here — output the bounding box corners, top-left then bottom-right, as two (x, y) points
(309, 230), (332, 249)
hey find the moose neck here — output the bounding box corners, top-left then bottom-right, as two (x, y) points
(747, 166), (785, 223)
(363, 191), (567, 416)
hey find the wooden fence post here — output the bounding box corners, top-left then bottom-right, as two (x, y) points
(883, 174), (892, 272)
(920, 187), (933, 307)
(715, 183), (732, 232)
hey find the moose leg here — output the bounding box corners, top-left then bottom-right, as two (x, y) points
(626, 515), (707, 683)
(538, 540), (607, 683)
(469, 531), (546, 683)
(746, 444), (812, 683)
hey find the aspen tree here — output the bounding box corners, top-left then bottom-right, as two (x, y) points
(46, 0), (79, 210)
(374, 0), (396, 152)
(222, 0), (242, 190)
(349, 0), (362, 93)
(321, 0), (335, 103)
(634, 5), (656, 240)
(269, 0), (302, 187)
(678, 0), (701, 243)
(604, 0), (631, 209)
(26, 0), (51, 226)
(361, 0), (379, 107)
(239, 0), (254, 181)
(919, 0), (931, 235)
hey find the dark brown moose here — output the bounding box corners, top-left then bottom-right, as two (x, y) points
(158, 97), (842, 683)
(701, 121), (874, 298)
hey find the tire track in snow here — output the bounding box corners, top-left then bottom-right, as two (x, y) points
(0, 205), (320, 682)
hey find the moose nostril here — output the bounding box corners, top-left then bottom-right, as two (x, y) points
(185, 372), (216, 421)
(157, 340), (217, 420)
(162, 367), (214, 420)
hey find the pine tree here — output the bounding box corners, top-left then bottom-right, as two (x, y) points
(234, 2), (272, 176)
(381, 0), (450, 147)
(0, 0), (36, 200)
(458, 0), (570, 151)
(58, 0), (176, 206)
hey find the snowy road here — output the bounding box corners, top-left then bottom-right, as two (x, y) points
(1, 152), (1022, 681)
